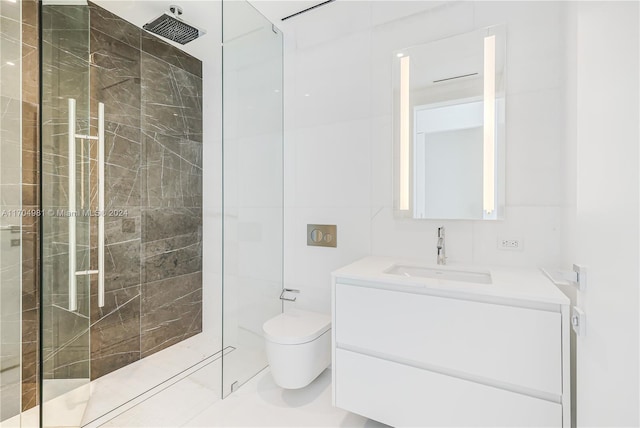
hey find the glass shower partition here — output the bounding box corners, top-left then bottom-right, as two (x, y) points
(0, 0), (23, 425)
(222, 0), (284, 396)
(41, 4), (95, 426)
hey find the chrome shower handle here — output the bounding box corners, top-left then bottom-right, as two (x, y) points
(279, 288), (300, 302)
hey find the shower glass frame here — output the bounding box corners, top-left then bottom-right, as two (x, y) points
(0, 0), (24, 425)
(221, 0), (284, 397)
(40, 4), (93, 426)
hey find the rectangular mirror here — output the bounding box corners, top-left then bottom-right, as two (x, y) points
(393, 25), (506, 220)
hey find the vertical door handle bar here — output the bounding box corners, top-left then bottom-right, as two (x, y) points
(68, 100), (106, 311)
(98, 102), (105, 308)
(68, 98), (77, 311)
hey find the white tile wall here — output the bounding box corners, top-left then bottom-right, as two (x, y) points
(282, 1), (571, 315)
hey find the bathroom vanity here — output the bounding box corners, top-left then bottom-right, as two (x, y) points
(331, 257), (570, 427)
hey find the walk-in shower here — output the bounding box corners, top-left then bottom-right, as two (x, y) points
(0, 0), (282, 425)
(16, 0), (284, 426)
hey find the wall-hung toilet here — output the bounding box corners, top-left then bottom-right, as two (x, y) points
(263, 309), (331, 389)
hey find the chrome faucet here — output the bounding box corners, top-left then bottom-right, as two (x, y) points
(437, 226), (446, 265)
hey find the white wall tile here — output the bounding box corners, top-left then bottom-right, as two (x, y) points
(474, 2), (568, 95)
(235, 134), (283, 209)
(371, 1), (447, 27)
(237, 207), (283, 283)
(284, 0), (571, 318)
(289, 119), (371, 208)
(202, 28), (223, 338)
(472, 206), (563, 268)
(290, 30), (373, 130)
(505, 88), (566, 207)
(288, 1), (372, 50)
(370, 115), (393, 211)
(371, 207), (474, 264)
(284, 206), (371, 314)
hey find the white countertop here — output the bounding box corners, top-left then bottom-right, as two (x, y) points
(332, 256), (570, 307)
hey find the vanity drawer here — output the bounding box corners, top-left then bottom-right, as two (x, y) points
(335, 283), (562, 396)
(335, 348), (562, 427)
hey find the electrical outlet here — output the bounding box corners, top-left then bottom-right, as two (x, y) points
(498, 238), (523, 251)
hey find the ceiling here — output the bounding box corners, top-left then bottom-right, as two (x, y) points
(91, 1), (327, 60)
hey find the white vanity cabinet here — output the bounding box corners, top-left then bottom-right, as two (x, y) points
(332, 257), (571, 428)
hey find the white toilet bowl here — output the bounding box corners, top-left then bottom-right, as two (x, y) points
(263, 309), (331, 389)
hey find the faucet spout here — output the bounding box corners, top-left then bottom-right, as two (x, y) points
(436, 226), (446, 265)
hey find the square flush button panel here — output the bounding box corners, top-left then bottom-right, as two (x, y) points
(307, 224), (337, 248)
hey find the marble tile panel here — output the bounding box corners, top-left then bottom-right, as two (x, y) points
(143, 233), (202, 283)
(22, 101), (39, 193)
(1, 96), (22, 145)
(22, 0), (38, 37)
(141, 53), (202, 142)
(21, 308), (38, 411)
(0, 17), (21, 100)
(180, 171), (203, 208)
(0, 0), (20, 20)
(170, 65), (203, 141)
(89, 2), (141, 50)
(140, 272), (202, 358)
(42, 307), (90, 379)
(90, 29), (141, 127)
(142, 136), (202, 207)
(102, 239), (141, 291)
(41, 5), (88, 32)
(141, 207), (201, 243)
(142, 133), (189, 208)
(103, 122), (142, 208)
(141, 31), (202, 78)
(90, 293), (141, 380)
(42, 252), (70, 309)
(22, 21), (39, 105)
(102, 211), (141, 249)
(21, 225), (39, 306)
(42, 28), (90, 66)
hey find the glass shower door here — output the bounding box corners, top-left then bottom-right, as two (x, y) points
(41, 4), (96, 426)
(222, 0), (284, 396)
(0, 0), (23, 425)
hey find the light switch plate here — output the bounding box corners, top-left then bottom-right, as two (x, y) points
(307, 224), (337, 248)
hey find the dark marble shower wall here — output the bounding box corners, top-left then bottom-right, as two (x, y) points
(87, 2), (203, 378)
(139, 31), (203, 358)
(21, 0), (40, 412)
(39, 2), (202, 385)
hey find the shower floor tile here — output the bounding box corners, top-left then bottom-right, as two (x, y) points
(98, 328), (386, 428)
(83, 331), (222, 427)
(100, 367), (386, 428)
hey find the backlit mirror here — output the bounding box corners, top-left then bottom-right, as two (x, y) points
(393, 25), (506, 220)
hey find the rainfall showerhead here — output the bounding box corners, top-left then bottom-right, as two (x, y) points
(143, 5), (205, 45)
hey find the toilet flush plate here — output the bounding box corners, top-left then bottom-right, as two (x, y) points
(307, 224), (337, 248)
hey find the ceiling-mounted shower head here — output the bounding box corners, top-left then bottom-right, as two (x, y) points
(143, 5), (206, 45)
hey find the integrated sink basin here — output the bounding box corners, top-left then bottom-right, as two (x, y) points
(384, 264), (492, 284)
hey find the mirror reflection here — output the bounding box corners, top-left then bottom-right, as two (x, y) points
(393, 25), (506, 220)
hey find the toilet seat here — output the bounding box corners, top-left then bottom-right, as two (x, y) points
(263, 309), (331, 345)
